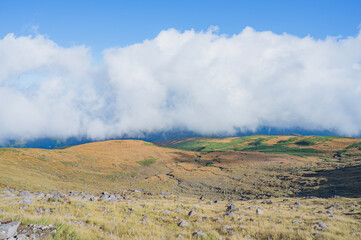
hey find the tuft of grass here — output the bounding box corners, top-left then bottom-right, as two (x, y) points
(137, 156), (157, 166)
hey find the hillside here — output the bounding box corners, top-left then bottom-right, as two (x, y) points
(0, 136), (360, 239)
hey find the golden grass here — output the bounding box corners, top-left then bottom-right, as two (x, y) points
(0, 193), (359, 239)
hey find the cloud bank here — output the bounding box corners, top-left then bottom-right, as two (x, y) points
(1, 27), (361, 142)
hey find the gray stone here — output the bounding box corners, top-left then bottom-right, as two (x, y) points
(0, 222), (20, 239)
(162, 210), (171, 214)
(256, 208), (263, 215)
(312, 233), (323, 238)
(188, 210), (195, 217)
(16, 197), (32, 204)
(192, 231), (205, 237)
(226, 228), (234, 234)
(317, 222), (328, 229)
(178, 220), (189, 227)
(15, 234), (27, 240)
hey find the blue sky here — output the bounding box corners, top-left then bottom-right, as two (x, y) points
(1, 0), (361, 141)
(1, 0), (361, 57)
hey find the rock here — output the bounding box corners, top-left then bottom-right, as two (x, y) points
(140, 218), (149, 224)
(295, 202), (301, 206)
(162, 210), (171, 214)
(177, 234), (184, 238)
(188, 210), (196, 217)
(15, 234), (27, 240)
(226, 203), (237, 212)
(225, 212), (240, 218)
(16, 197), (32, 204)
(261, 200), (272, 204)
(226, 228), (234, 234)
(0, 222), (20, 239)
(314, 226), (323, 231)
(256, 208), (263, 215)
(199, 196), (205, 201)
(214, 200), (220, 203)
(18, 191), (31, 197)
(178, 220), (189, 227)
(20, 206), (29, 210)
(312, 233), (323, 238)
(316, 222), (328, 229)
(215, 218), (224, 223)
(192, 231), (205, 237)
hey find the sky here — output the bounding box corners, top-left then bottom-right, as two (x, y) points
(0, 0), (361, 142)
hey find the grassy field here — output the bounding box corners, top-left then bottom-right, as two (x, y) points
(0, 136), (360, 239)
(0, 191), (360, 240)
(161, 135), (360, 157)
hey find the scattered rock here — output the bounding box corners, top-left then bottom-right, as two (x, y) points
(188, 210), (196, 217)
(178, 220), (189, 227)
(312, 233), (323, 238)
(226, 228), (234, 234)
(192, 231), (205, 237)
(162, 210), (171, 214)
(316, 222), (328, 229)
(256, 208), (263, 215)
(226, 203), (238, 212)
(16, 197), (32, 205)
(0, 222), (20, 239)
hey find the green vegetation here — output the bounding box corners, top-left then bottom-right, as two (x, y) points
(37, 157), (47, 161)
(167, 135), (328, 156)
(169, 136), (265, 152)
(144, 142), (154, 146)
(346, 142), (361, 150)
(0, 148), (20, 153)
(136, 156), (157, 166)
(239, 145), (320, 156)
(60, 161), (73, 166)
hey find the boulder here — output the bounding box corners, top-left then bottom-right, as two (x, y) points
(0, 222), (20, 239)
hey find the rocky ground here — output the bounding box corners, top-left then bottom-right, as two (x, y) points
(0, 189), (360, 239)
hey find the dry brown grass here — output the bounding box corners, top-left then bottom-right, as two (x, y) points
(0, 138), (361, 239)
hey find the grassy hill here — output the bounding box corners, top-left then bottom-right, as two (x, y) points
(0, 136), (360, 239)
(160, 135), (361, 157)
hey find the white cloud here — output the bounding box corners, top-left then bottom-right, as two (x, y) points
(1, 27), (361, 142)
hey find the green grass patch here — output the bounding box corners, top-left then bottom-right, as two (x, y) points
(168, 136), (265, 152)
(239, 145), (320, 157)
(137, 156), (157, 166)
(37, 157), (47, 162)
(295, 139), (315, 146)
(346, 142), (361, 150)
(60, 161), (73, 166)
(0, 148), (20, 153)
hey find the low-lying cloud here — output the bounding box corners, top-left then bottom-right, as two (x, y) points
(1, 27), (361, 142)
